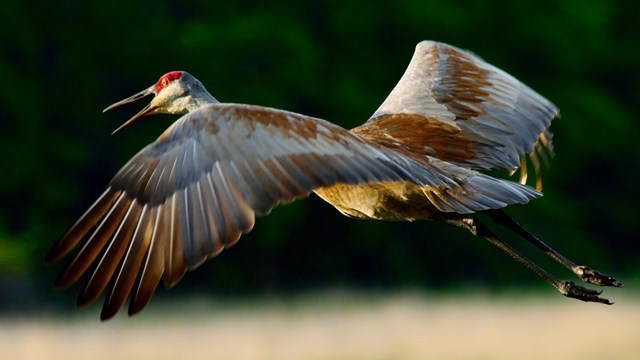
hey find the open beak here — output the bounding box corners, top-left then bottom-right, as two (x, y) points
(104, 86), (157, 135)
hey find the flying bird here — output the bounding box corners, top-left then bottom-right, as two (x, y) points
(46, 41), (622, 320)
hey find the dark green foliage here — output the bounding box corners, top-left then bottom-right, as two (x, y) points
(0, 0), (637, 306)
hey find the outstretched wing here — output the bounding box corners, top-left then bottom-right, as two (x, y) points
(355, 41), (558, 188)
(46, 103), (451, 319)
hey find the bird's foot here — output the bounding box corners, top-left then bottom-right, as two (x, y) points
(574, 266), (624, 287)
(559, 281), (613, 305)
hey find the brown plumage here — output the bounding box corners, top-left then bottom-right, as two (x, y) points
(47, 42), (622, 320)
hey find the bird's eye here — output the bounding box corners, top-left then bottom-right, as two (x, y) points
(161, 77), (169, 87)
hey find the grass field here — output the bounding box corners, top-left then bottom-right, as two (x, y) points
(2, 289), (637, 360)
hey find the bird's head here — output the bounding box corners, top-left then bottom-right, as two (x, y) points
(105, 71), (217, 134)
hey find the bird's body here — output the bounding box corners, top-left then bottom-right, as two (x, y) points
(316, 182), (434, 220)
(47, 41), (622, 320)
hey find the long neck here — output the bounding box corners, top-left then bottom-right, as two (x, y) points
(188, 91), (219, 110)
(172, 91), (219, 114)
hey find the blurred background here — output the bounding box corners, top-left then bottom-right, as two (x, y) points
(0, 0), (638, 358)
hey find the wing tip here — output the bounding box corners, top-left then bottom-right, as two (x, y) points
(44, 249), (64, 267)
(416, 40), (436, 50)
(100, 305), (119, 321)
(52, 268), (81, 291)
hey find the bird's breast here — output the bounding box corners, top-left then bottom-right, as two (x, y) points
(313, 182), (437, 221)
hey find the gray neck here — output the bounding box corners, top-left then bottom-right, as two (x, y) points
(190, 91), (219, 109)
(173, 91), (219, 114)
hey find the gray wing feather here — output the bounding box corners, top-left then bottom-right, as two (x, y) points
(370, 40), (558, 173)
(47, 103), (450, 319)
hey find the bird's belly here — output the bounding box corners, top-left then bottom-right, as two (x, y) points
(313, 182), (437, 221)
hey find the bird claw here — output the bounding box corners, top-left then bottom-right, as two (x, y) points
(559, 281), (613, 305)
(575, 266), (624, 288)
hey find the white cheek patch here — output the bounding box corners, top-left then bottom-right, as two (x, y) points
(167, 96), (192, 114)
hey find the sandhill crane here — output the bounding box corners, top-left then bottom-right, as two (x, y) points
(46, 41), (622, 320)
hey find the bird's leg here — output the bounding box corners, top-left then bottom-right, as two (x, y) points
(485, 209), (623, 288)
(444, 217), (615, 305)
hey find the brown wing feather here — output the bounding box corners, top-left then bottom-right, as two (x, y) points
(353, 113), (476, 163)
(100, 205), (156, 319)
(48, 103), (451, 319)
(128, 206), (166, 316)
(76, 199), (141, 307)
(358, 41), (559, 188)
